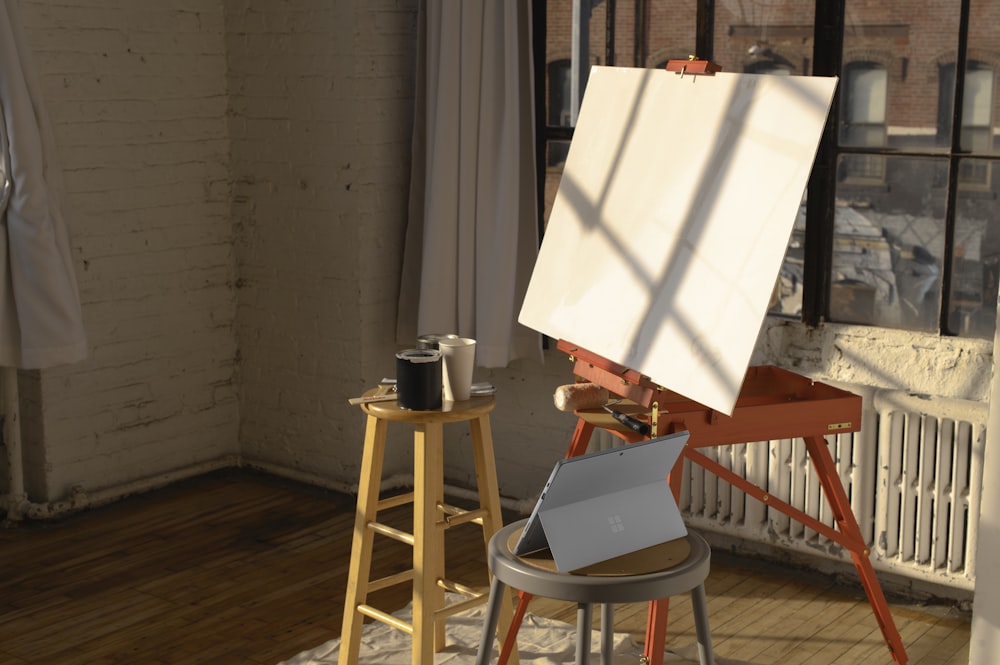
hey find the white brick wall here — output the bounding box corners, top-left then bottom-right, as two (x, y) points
(18, 0), (238, 501)
(227, 0), (411, 481)
(11, 1), (995, 512)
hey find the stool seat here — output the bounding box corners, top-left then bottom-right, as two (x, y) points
(339, 393), (518, 665)
(361, 392), (497, 422)
(475, 519), (715, 665)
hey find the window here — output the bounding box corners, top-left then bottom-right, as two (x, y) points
(962, 64), (995, 157)
(547, 59), (572, 167)
(535, 0), (1000, 338)
(743, 44), (796, 75)
(940, 61), (994, 187)
(840, 62), (888, 183)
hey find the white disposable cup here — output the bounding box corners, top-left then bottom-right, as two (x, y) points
(438, 337), (476, 401)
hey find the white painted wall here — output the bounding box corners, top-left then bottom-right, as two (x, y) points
(14, 0), (239, 502)
(6, 0), (579, 505)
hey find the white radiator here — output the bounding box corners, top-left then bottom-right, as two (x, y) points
(678, 386), (986, 592)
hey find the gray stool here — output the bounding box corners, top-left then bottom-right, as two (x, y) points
(474, 519), (715, 665)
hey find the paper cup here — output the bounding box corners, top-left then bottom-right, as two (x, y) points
(438, 337), (476, 401)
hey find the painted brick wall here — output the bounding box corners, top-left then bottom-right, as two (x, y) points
(10, 0), (577, 508)
(18, 0), (239, 500)
(222, 1), (582, 497)
(15, 1), (993, 512)
(225, 0), (421, 482)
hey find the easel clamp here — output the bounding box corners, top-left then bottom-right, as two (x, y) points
(665, 57), (722, 77)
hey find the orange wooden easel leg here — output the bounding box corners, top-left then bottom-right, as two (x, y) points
(804, 435), (908, 665)
(641, 449), (687, 665)
(497, 591), (532, 665)
(565, 417), (596, 458)
(644, 600), (670, 665)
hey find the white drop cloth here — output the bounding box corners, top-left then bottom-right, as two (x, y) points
(280, 596), (761, 665)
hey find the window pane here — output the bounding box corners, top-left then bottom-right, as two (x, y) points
(846, 64), (888, 125)
(544, 1), (608, 231)
(844, 0), (961, 152)
(942, 62), (996, 157)
(830, 156), (948, 331)
(714, 1), (814, 76)
(770, 200), (806, 318)
(543, 141), (569, 229)
(643, 2), (697, 69)
(545, 0), (608, 127)
(962, 64), (995, 154)
(548, 60), (572, 128)
(969, 0), (1000, 155)
(963, 66), (993, 127)
(949, 158), (1000, 337)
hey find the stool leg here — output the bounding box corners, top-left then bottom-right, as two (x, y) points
(600, 603), (614, 665)
(576, 603), (593, 665)
(470, 414), (520, 665)
(474, 576), (508, 665)
(413, 422), (447, 665)
(338, 415), (389, 665)
(690, 585), (715, 665)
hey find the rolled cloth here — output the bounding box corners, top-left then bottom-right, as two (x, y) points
(553, 382), (609, 412)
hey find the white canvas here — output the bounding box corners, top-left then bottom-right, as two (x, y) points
(518, 66), (837, 415)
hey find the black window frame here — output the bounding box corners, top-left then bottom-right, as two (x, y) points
(533, 0), (997, 337)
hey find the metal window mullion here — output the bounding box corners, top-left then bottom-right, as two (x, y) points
(940, 0), (973, 334)
(804, 0), (845, 326)
(607, 0), (616, 66)
(533, 0), (547, 244)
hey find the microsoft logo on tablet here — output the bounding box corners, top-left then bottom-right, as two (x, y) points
(609, 515), (624, 533)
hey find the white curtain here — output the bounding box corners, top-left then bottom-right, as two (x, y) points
(0, 0), (87, 369)
(397, 0), (542, 368)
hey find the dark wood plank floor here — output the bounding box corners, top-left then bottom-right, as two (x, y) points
(0, 469), (971, 664)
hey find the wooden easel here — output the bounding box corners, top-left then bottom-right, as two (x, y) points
(496, 340), (908, 665)
(501, 59), (904, 664)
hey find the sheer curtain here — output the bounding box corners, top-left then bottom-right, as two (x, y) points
(0, 0), (87, 370)
(397, 0), (542, 368)
(1, 0), (87, 522)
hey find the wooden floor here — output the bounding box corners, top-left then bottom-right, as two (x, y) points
(0, 469), (971, 665)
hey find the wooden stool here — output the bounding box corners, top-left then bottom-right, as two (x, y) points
(339, 393), (518, 665)
(475, 519), (715, 665)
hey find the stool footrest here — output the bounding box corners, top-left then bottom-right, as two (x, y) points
(368, 568), (415, 593)
(367, 520), (416, 546)
(377, 491), (415, 511)
(357, 604), (413, 634)
(434, 592), (489, 621)
(437, 577), (484, 599)
(354, 582), (488, 638)
(439, 503), (489, 527)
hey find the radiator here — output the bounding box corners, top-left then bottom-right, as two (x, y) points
(677, 386), (986, 592)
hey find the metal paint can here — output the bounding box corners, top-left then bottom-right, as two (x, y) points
(416, 333), (459, 350)
(395, 349), (443, 410)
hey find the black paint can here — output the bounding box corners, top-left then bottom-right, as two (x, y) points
(395, 349), (442, 410)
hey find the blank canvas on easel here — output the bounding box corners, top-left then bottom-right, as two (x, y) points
(518, 66), (837, 415)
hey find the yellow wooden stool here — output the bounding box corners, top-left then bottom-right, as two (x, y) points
(338, 393), (518, 665)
